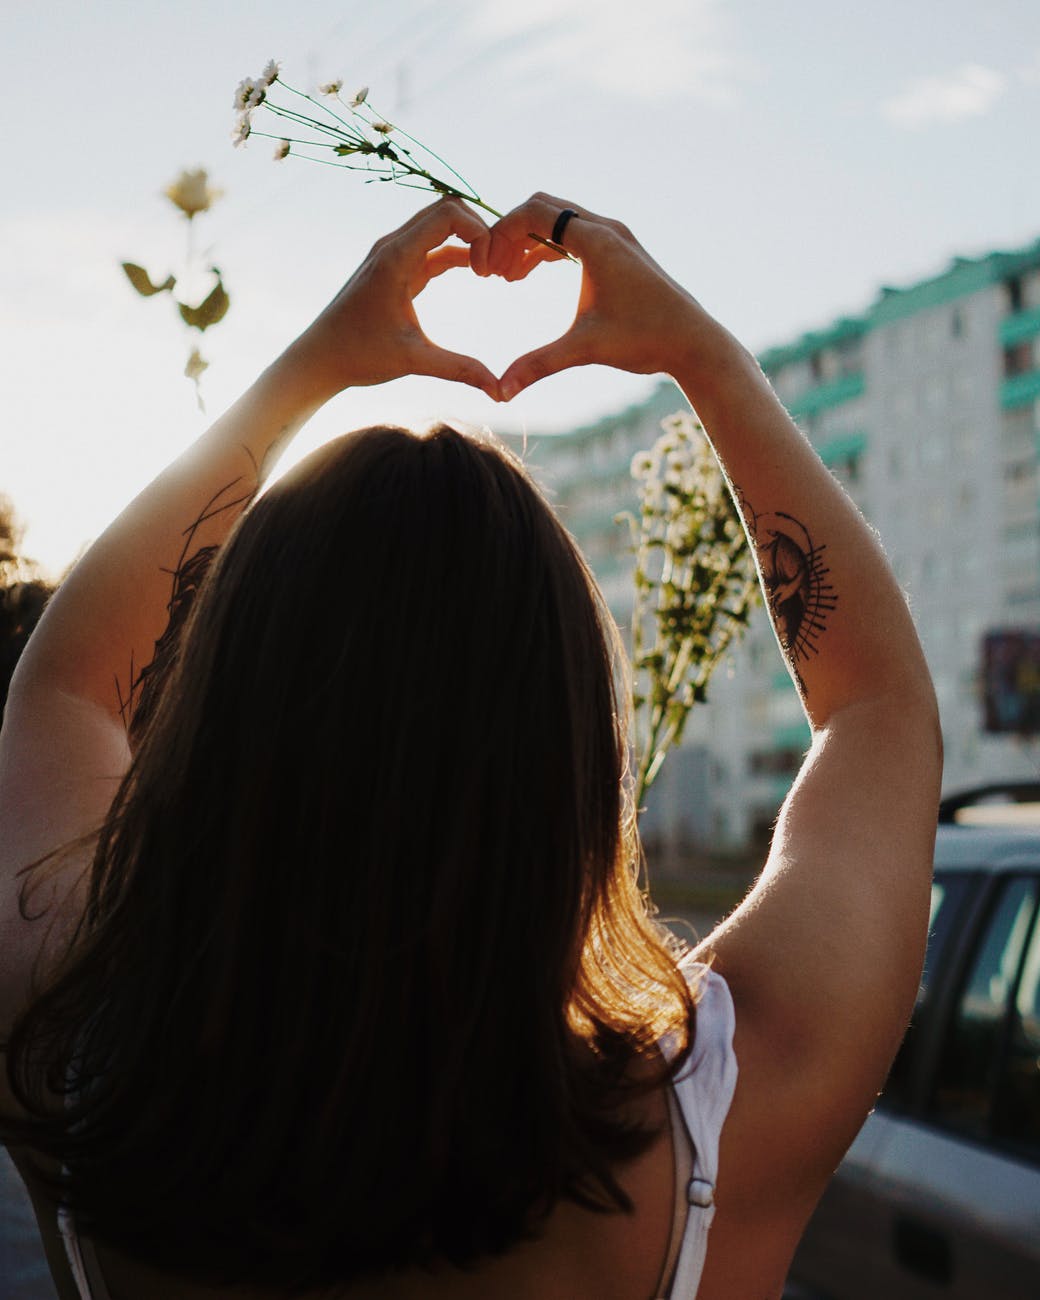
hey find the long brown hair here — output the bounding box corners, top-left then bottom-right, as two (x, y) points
(4, 424), (695, 1291)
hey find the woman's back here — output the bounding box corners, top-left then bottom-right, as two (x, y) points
(31, 965), (758, 1299)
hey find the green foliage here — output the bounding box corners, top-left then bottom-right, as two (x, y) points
(177, 274), (230, 332)
(0, 495), (55, 721)
(620, 413), (761, 806)
(121, 263), (176, 297)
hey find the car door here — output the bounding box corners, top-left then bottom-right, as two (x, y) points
(890, 867), (1040, 1298)
(787, 864), (1040, 1299)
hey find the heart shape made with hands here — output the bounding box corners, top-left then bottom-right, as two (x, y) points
(416, 256), (579, 389)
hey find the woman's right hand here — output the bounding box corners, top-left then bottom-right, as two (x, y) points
(471, 193), (733, 400)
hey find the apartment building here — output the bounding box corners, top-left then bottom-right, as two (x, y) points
(504, 232), (1040, 853)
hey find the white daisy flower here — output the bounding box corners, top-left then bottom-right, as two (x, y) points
(318, 78), (343, 96)
(273, 139), (291, 160)
(630, 452), (655, 479)
(261, 59), (280, 85)
(666, 520), (689, 549)
(350, 85), (369, 106)
(371, 120), (394, 135)
(231, 116), (251, 147)
(233, 77), (257, 111)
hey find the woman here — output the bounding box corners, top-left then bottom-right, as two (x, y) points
(0, 195), (941, 1299)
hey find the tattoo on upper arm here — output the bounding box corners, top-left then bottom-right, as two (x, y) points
(733, 485), (838, 697)
(116, 475), (257, 737)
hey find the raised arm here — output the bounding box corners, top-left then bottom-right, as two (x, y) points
(480, 195), (943, 1204)
(0, 200), (498, 1039)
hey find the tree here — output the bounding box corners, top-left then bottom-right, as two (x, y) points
(0, 496), (54, 721)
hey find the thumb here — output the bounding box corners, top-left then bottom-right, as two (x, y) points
(414, 343), (500, 401)
(499, 331), (588, 401)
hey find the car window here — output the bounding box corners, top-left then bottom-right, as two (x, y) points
(929, 874), (1039, 1144)
(922, 877), (967, 1000)
(995, 899), (1040, 1155)
(883, 872), (974, 1107)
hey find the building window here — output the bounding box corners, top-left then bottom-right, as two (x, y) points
(828, 453), (863, 487)
(1004, 341), (1035, 377)
(953, 423), (977, 459)
(748, 747), (802, 778)
(1004, 459), (1035, 485)
(1005, 276), (1024, 314)
(835, 339), (863, 376)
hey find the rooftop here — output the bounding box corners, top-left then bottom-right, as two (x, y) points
(759, 232), (1040, 372)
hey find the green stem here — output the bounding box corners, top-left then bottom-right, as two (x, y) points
(279, 80), (358, 135)
(250, 130), (343, 150)
(264, 102), (361, 144)
(364, 99), (482, 201)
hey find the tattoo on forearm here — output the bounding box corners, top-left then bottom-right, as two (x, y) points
(117, 474), (257, 736)
(733, 485), (838, 697)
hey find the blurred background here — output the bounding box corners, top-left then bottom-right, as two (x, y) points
(4, 6), (1040, 1297)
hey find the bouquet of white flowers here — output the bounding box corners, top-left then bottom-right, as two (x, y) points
(621, 414), (760, 807)
(232, 61), (503, 214)
(231, 61), (571, 258)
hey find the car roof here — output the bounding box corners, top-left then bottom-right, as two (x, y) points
(935, 822), (1040, 871)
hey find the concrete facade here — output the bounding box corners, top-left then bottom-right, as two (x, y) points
(503, 234), (1040, 852)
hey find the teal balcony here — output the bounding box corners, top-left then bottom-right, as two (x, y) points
(817, 430), (867, 467)
(1001, 369), (1040, 409)
(786, 372), (866, 419)
(1000, 306), (1040, 347)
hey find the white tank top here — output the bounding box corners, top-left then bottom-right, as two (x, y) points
(59, 962), (738, 1300)
(656, 961), (739, 1298)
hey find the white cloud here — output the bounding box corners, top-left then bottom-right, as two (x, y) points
(469, 0), (748, 105)
(882, 63), (1006, 127)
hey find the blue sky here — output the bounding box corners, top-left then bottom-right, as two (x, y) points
(5, 0), (1040, 573)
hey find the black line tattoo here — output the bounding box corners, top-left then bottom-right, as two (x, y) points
(116, 475), (257, 737)
(732, 484), (838, 698)
(114, 429), (294, 736)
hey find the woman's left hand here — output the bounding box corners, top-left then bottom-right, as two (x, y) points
(284, 197), (500, 402)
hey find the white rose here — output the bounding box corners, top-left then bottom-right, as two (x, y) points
(164, 169), (223, 219)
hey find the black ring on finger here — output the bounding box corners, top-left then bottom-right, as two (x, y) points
(550, 208), (578, 247)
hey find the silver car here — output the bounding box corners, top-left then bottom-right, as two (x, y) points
(785, 786), (1040, 1298)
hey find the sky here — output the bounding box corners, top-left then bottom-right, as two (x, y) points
(4, 0), (1040, 575)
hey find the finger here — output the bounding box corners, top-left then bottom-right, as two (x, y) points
(412, 342), (501, 401)
(470, 226), (493, 277)
(423, 243), (472, 281)
(527, 192), (612, 224)
(487, 203), (608, 277)
(399, 196), (491, 258)
(498, 332), (590, 401)
(499, 241), (567, 283)
(489, 194), (606, 257)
